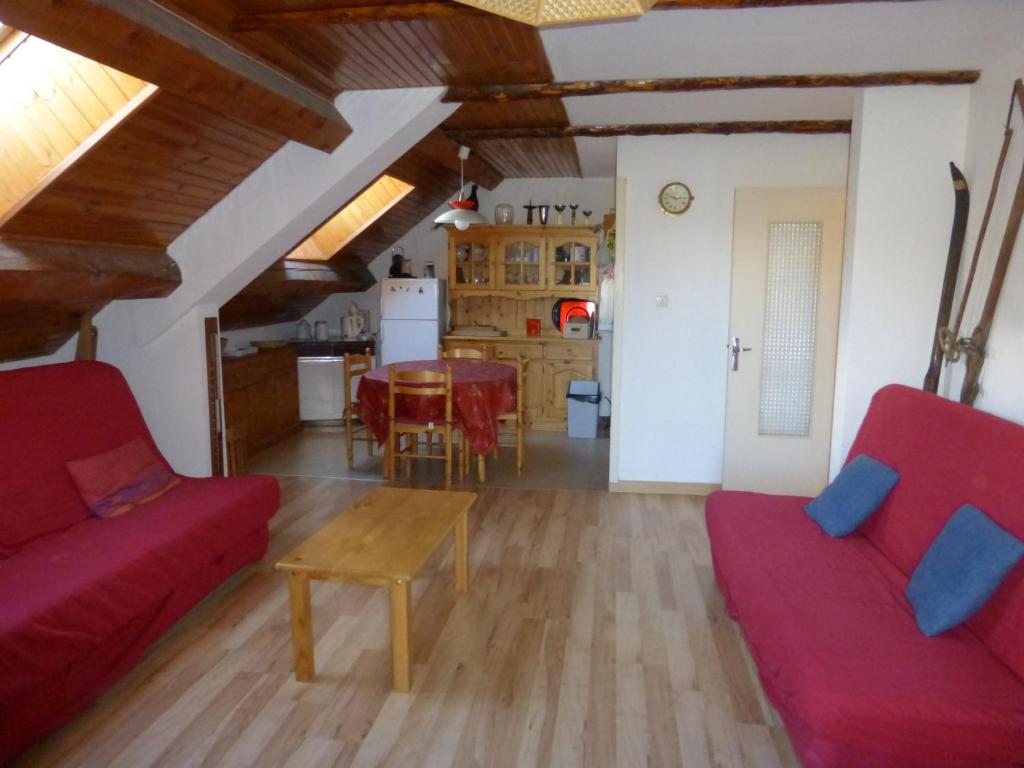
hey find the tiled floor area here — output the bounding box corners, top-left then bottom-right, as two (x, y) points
(250, 424), (611, 492)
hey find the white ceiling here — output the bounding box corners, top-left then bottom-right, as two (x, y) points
(537, 0), (1024, 175)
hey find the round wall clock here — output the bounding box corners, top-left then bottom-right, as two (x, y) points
(658, 182), (694, 216)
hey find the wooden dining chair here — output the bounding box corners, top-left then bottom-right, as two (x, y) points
(438, 344), (492, 360)
(343, 348), (374, 468)
(387, 365), (455, 489)
(495, 353), (527, 475)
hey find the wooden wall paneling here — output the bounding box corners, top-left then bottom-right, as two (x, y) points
(442, 99), (581, 178)
(174, 0), (556, 93)
(0, 36), (152, 220)
(1, 90), (287, 247)
(0, 0), (350, 151)
(452, 295), (564, 336)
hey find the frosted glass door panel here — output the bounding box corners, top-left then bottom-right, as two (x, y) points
(759, 222), (822, 436)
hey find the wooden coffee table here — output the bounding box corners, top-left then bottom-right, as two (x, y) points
(275, 487), (476, 691)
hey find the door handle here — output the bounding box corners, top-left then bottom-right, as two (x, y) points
(728, 337), (753, 371)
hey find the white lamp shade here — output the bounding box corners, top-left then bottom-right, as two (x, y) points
(434, 208), (488, 230)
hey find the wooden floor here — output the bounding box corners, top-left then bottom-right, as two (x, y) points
(19, 478), (798, 768)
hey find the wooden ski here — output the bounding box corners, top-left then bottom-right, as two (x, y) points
(923, 163), (969, 393)
(959, 79), (1024, 406)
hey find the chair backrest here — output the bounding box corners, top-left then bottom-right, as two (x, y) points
(439, 345), (491, 360)
(343, 348), (373, 407)
(388, 365), (453, 424)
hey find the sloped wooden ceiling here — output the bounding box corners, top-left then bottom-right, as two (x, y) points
(163, 0), (581, 178)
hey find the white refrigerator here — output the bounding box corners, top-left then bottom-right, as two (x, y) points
(379, 278), (447, 365)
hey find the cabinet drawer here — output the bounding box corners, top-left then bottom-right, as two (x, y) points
(492, 343), (543, 361)
(543, 343), (595, 361)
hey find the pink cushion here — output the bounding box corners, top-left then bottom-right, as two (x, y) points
(707, 491), (1024, 768)
(0, 362), (166, 555)
(66, 438), (180, 518)
(848, 385), (1024, 680)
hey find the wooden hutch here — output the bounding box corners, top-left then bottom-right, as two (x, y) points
(444, 225), (600, 431)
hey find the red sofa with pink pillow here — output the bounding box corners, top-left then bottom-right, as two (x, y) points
(0, 361), (279, 763)
(706, 385), (1024, 768)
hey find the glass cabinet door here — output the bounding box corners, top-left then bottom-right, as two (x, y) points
(551, 240), (593, 288)
(500, 238), (544, 289)
(453, 239), (492, 287)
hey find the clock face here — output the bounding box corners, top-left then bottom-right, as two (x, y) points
(659, 182), (693, 216)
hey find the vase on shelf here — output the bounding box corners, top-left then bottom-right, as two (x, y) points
(494, 203), (514, 225)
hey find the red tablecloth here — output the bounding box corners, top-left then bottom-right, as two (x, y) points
(357, 359), (516, 455)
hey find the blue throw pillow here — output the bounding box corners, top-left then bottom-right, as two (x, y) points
(907, 504), (1024, 637)
(805, 454), (899, 537)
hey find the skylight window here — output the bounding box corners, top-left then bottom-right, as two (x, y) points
(287, 175), (416, 262)
(0, 29), (152, 220)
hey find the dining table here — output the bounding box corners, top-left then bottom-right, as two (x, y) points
(357, 359), (517, 455)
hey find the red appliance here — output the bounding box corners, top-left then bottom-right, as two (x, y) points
(553, 299), (595, 331)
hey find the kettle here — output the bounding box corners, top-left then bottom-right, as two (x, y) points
(296, 319), (312, 341)
(342, 313), (364, 340)
(314, 320), (329, 341)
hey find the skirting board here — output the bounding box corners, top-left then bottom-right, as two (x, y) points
(609, 481), (721, 496)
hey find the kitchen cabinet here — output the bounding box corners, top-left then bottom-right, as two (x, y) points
(497, 234), (545, 291)
(447, 226), (598, 300)
(442, 336), (597, 431)
(222, 347), (301, 459)
(449, 232), (494, 291)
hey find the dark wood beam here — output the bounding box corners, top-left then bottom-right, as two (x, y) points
(0, 238), (182, 361)
(233, 1), (487, 29)
(443, 70), (981, 103)
(413, 131), (504, 190)
(219, 260), (374, 330)
(0, 0), (350, 153)
(445, 120), (851, 140)
(232, 0), (925, 28)
(0, 239), (181, 301)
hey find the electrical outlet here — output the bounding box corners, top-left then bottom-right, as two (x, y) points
(655, 295), (669, 308)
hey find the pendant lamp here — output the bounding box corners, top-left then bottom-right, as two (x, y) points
(434, 146), (488, 231)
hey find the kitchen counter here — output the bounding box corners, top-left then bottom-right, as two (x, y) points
(292, 339), (376, 358)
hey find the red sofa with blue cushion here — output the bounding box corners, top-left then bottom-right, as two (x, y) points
(0, 361), (280, 763)
(706, 384), (1024, 768)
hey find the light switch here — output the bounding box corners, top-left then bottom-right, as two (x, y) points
(655, 295), (669, 308)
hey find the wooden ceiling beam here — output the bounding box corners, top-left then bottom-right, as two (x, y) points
(0, 0), (350, 153)
(231, 0), (926, 28)
(412, 131), (504, 190)
(445, 119), (851, 140)
(443, 70), (981, 102)
(0, 239), (182, 301)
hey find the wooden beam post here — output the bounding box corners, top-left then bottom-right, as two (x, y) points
(442, 70), (981, 103)
(74, 309), (99, 361)
(0, 0), (350, 152)
(445, 119), (852, 141)
(232, 0), (928, 28)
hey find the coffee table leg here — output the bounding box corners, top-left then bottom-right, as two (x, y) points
(287, 572), (315, 682)
(390, 578), (412, 691)
(454, 512), (469, 592)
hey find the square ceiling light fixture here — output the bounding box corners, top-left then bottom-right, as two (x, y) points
(452, 0), (655, 26)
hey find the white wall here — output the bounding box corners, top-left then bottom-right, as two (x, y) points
(614, 133), (850, 484)
(829, 86), (970, 475)
(945, 51), (1024, 423)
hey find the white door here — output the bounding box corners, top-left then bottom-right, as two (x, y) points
(722, 187), (846, 496)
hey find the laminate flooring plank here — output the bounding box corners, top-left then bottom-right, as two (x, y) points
(17, 479), (799, 768)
